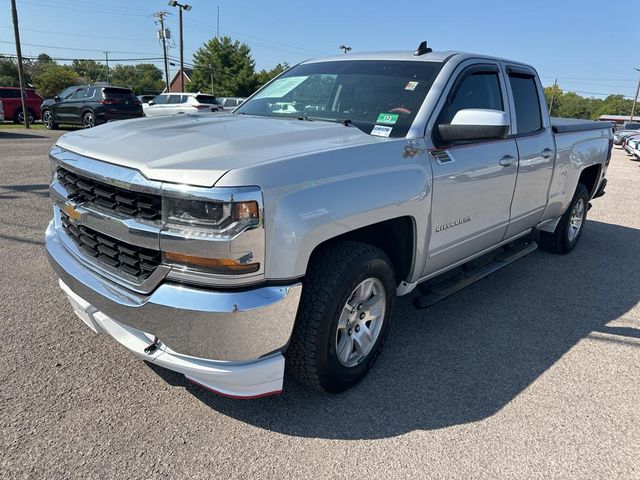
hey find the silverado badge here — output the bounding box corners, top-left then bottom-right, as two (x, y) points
(435, 216), (471, 232)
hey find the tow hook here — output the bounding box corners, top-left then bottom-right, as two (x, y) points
(143, 336), (160, 354)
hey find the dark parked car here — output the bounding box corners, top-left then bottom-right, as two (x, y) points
(41, 85), (143, 129)
(0, 87), (44, 123)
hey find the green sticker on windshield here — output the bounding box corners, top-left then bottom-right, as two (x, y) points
(376, 113), (399, 125)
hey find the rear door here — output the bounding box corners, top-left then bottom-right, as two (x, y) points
(424, 61), (519, 275)
(502, 66), (556, 238)
(167, 94), (186, 114)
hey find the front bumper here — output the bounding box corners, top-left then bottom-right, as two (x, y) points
(45, 220), (302, 398)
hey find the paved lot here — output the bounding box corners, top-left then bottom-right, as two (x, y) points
(1, 129), (638, 479)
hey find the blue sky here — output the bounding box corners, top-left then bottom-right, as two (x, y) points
(1, 0), (637, 98)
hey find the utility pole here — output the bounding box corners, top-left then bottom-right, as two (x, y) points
(103, 51), (110, 84)
(10, 0), (29, 128)
(217, 6), (220, 38)
(630, 67), (640, 122)
(154, 11), (171, 92)
(548, 78), (558, 117)
(168, 1), (192, 93)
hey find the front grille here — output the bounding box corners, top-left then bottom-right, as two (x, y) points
(61, 213), (161, 280)
(57, 167), (161, 221)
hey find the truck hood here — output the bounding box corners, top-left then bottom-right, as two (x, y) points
(56, 114), (384, 187)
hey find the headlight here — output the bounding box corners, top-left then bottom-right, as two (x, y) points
(163, 197), (259, 237)
(161, 196), (262, 276)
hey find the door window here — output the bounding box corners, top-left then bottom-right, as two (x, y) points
(168, 95), (183, 104)
(152, 94), (168, 104)
(508, 74), (543, 134)
(70, 88), (87, 99)
(438, 71), (503, 125)
(58, 86), (77, 99)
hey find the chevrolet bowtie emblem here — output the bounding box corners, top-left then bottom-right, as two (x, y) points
(62, 204), (82, 222)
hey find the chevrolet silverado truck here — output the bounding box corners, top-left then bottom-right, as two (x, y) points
(45, 44), (612, 398)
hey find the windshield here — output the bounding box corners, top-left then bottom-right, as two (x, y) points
(236, 60), (442, 137)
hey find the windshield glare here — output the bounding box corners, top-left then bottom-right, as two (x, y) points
(236, 60), (442, 137)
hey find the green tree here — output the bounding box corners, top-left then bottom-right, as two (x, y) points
(71, 59), (107, 83)
(26, 53), (56, 80)
(253, 62), (289, 90)
(593, 94), (633, 118)
(0, 57), (21, 86)
(33, 65), (79, 98)
(109, 63), (164, 94)
(190, 36), (257, 96)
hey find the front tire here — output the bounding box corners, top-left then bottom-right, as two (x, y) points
(82, 111), (95, 128)
(539, 183), (589, 254)
(287, 241), (396, 393)
(42, 110), (58, 130)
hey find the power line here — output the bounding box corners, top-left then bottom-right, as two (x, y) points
(0, 39), (159, 55)
(1, 53), (166, 62)
(0, 25), (159, 43)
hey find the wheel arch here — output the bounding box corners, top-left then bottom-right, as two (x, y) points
(305, 216), (417, 288)
(578, 164), (602, 199)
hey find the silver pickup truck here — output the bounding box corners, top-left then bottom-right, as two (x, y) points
(45, 45), (612, 398)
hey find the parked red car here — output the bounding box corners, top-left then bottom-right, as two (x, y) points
(0, 87), (44, 123)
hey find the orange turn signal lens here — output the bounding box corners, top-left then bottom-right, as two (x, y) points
(233, 201), (259, 221)
(164, 252), (260, 274)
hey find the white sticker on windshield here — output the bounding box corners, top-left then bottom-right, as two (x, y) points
(253, 76), (308, 99)
(405, 81), (419, 91)
(371, 125), (393, 137)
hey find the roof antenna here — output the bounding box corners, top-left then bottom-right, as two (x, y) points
(414, 41), (432, 56)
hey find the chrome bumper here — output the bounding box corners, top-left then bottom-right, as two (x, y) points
(45, 220), (302, 397)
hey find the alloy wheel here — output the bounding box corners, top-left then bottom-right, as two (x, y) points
(335, 277), (386, 367)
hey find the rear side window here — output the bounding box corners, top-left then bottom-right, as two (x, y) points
(224, 99), (236, 107)
(103, 87), (136, 100)
(168, 95), (184, 104)
(438, 71), (503, 125)
(195, 95), (220, 105)
(508, 74), (543, 134)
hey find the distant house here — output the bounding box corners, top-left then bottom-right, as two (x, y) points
(167, 67), (193, 93)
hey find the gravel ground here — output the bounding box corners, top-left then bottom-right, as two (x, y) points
(1, 129), (638, 479)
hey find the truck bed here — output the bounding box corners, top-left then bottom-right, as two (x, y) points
(551, 117), (612, 134)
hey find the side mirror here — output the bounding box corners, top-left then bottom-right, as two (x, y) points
(54, 95), (61, 102)
(147, 100), (155, 106)
(438, 109), (509, 143)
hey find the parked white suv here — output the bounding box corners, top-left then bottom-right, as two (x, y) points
(143, 93), (222, 117)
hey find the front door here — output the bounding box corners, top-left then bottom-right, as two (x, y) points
(424, 63), (519, 276)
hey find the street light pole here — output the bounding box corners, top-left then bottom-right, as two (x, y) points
(630, 67), (640, 122)
(168, 1), (192, 93)
(10, 0), (29, 128)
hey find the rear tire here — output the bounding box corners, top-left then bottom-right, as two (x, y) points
(42, 110), (58, 130)
(539, 183), (589, 254)
(13, 109), (34, 124)
(286, 241), (396, 393)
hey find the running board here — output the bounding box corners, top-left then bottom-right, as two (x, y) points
(413, 240), (538, 309)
